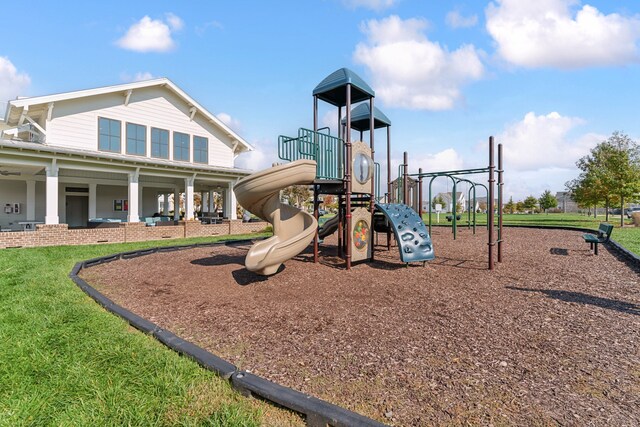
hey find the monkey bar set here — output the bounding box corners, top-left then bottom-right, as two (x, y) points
(399, 137), (504, 270)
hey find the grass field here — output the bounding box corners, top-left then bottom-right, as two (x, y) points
(0, 233), (302, 427)
(2, 214), (637, 425)
(421, 212), (640, 256)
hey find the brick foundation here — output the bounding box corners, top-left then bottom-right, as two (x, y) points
(0, 220), (269, 249)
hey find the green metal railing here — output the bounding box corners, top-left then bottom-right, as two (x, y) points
(278, 128), (344, 180)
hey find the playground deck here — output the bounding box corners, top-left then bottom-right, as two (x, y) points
(80, 228), (640, 426)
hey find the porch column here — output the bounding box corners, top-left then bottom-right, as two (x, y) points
(224, 181), (237, 220)
(208, 190), (214, 213)
(202, 191), (208, 213)
(163, 193), (170, 214)
(127, 170), (140, 222)
(45, 163), (59, 224)
(26, 179), (36, 221)
(173, 187), (180, 220)
(138, 184), (144, 217)
(184, 176), (195, 220)
(88, 183), (97, 219)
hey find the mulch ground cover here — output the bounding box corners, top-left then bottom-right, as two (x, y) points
(80, 227), (640, 426)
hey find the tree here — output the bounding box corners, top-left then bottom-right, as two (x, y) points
(570, 131), (640, 225)
(538, 190), (558, 214)
(566, 175), (601, 218)
(504, 197), (515, 214)
(281, 185), (311, 208)
(323, 195), (337, 213)
(432, 195), (446, 209)
(515, 201), (525, 213)
(523, 196), (538, 213)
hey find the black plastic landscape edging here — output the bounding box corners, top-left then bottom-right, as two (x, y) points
(69, 238), (387, 427)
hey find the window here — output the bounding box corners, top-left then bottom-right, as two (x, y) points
(151, 127), (169, 159)
(193, 136), (208, 163)
(126, 123), (147, 156)
(173, 132), (190, 161)
(98, 117), (121, 152)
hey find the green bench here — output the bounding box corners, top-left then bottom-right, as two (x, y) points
(583, 223), (613, 255)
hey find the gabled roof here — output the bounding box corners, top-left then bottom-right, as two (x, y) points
(436, 192), (464, 200)
(4, 78), (253, 153)
(341, 102), (391, 131)
(312, 68), (374, 107)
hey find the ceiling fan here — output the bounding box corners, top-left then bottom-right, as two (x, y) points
(0, 170), (21, 176)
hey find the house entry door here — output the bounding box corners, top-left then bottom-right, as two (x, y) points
(66, 195), (88, 228)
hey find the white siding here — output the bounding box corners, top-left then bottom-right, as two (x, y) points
(95, 184), (129, 221)
(46, 87), (235, 167)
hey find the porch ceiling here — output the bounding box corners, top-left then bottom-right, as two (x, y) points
(0, 164), (44, 176)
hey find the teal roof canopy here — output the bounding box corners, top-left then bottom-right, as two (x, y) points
(313, 68), (375, 107)
(341, 103), (391, 131)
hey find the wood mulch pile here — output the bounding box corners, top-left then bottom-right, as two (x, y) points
(80, 227), (640, 426)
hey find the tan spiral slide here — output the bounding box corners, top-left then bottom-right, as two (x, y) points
(234, 159), (318, 276)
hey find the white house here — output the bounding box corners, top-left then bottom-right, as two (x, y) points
(433, 192), (466, 213)
(0, 78), (253, 230)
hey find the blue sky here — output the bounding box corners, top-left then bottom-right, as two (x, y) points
(1, 0), (639, 201)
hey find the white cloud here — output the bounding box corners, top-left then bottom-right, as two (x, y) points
(0, 57), (30, 115)
(120, 71), (156, 82)
(234, 138), (278, 172)
(407, 148), (464, 174)
(195, 20), (224, 36)
(321, 109), (341, 135)
(117, 14), (183, 52)
(446, 11), (478, 28)
(486, 0), (640, 68)
(497, 111), (598, 171)
(165, 13), (184, 31)
(216, 112), (242, 131)
(494, 111), (605, 199)
(380, 148), (464, 199)
(353, 15), (484, 110)
(342, 0), (397, 11)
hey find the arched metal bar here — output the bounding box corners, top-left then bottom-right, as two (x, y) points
(427, 174), (457, 236)
(456, 178), (477, 234)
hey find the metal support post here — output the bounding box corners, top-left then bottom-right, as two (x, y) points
(369, 97), (375, 262)
(498, 143), (504, 263)
(488, 136), (495, 270)
(403, 151), (408, 205)
(313, 96), (319, 263)
(338, 194), (343, 257)
(418, 168), (423, 218)
(313, 185), (319, 263)
(345, 84), (352, 270)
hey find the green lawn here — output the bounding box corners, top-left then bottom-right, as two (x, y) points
(1, 215), (637, 425)
(0, 233), (302, 427)
(422, 212), (640, 256)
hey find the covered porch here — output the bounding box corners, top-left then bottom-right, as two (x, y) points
(0, 141), (247, 231)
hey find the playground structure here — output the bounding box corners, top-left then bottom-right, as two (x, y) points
(235, 67), (502, 274)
